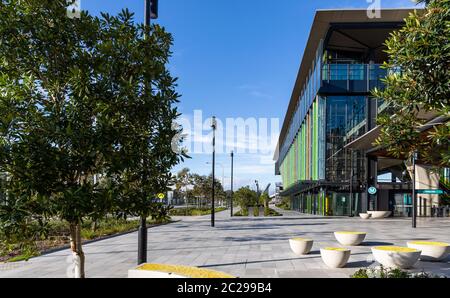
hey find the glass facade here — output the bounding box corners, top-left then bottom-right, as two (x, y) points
(277, 23), (411, 217)
(322, 64), (387, 93)
(325, 96), (367, 183)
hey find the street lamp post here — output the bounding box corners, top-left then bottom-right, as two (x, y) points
(349, 149), (355, 217)
(138, 0), (158, 266)
(230, 151), (234, 217)
(412, 151), (418, 228)
(211, 116), (217, 227)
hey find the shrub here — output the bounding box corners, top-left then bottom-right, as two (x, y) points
(264, 208), (282, 217)
(253, 205), (260, 217)
(351, 266), (443, 278)
(276, 197), (291, 210)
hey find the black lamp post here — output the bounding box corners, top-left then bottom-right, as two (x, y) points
(230, 151), (234, 217)
(138, 0), (159, 266)
(211, 116), (217, 227)
(412, 151), (418, 228)
(349, 149), (356, 217)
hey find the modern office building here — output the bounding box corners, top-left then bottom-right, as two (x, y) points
(274, 8), (449, 217)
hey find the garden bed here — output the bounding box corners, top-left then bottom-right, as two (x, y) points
(169, 207), (227, 216)
(0, 218), (173, 263)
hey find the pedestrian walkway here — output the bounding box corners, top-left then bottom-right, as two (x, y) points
(0, 209), (449, 278)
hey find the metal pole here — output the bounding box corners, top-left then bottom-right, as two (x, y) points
(231, 151), (234, 217)
(412, 151), (418, 228)
(138, 0), (152, 265)
(349, 149), (353, 217)
(211, 117), (216, 227)
(145, 0), (151, 27)
(255, 180), (260, 204)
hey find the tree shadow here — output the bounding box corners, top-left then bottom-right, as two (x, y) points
(346, 260), (373, 268)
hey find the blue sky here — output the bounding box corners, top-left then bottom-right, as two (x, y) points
(82, 0), (420, 194)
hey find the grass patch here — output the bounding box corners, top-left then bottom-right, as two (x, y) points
(169, 207), (227, 216)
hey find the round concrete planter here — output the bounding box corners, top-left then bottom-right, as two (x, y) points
(407, 241), (450, 262)
(359, 213), (371, 219)
(320, 248), (351, 268)
(371, 246), (421, 269)
(289, 238), (314, 255)
(334, 231), (367, 246)
(367, 211), (391, 219)
(128, 264), (235, 278)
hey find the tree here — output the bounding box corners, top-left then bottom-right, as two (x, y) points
(190, 174), (225, 208)
(234, 187), (258, 211)
(373, 0), (450, 166)
(93, 9), (184, 265)
(175, 168), (192, 202)
(0, 1), (184, 277)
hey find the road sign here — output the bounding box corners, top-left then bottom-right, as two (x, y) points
(417, 189), (444, 195)
(368, 187), (377, 195)
(157, 193), (165, 199)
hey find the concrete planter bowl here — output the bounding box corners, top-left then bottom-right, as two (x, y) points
(371, 246), (421, 269)
(407, 241), (450, 262)
(367, 211), (391, 219)
(289, 238), (314, 255)
(128, 264), (235, 278)
(334, 231), (367, 246)
(320, 247), (351, 268)
(359, 213), (371, 219)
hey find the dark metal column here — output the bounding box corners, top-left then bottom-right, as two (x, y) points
(230, 151), (234, 217)
(211, 117), (217, 227)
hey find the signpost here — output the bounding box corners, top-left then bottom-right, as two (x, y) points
(368, 186), (377, 195)
(417, 189), (444, 195)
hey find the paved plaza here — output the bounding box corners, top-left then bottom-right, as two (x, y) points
(0, 207), (449, 278)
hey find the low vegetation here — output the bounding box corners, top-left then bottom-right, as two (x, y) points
(0, 217), (172, 263)
(233, 208), (249, 217)
(253, 205), (260, 217)
(276, 198), (291, 210)
(169, 207), (227, 216)
(264, 208), (282, 217)
(351, 266), (443, 278)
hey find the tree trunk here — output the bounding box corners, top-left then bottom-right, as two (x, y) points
(69, 222), (85, 278)
(91, 220), (98, 232)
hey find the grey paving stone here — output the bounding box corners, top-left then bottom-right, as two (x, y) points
(0, 207), (449, 278)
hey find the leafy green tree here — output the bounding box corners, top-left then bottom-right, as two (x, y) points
(0, 1), (183, 277)
(373, 0), (449, 166)
(175, 168), (192, 202)
(190, 174), (225, 207)
(96, 9), (185, 263)
(234, 186), (258, 211)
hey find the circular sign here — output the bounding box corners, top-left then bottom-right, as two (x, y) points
(368, 187), (377, 195)
(157, 193), (165, 199)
